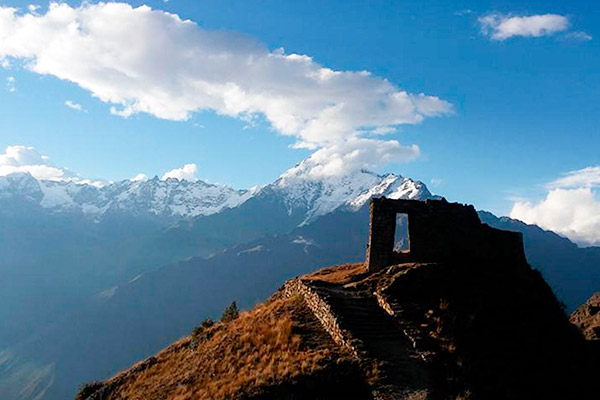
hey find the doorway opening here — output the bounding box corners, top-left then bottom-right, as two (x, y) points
(393, 213), (410, 254)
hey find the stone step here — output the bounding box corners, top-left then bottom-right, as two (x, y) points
(293, 281), (434, 399)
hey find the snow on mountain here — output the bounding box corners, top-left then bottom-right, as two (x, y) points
(0, 172), (44, 203)
(0, 160), (435, 221)
(261, 159), (435, 223)
(0, 173), (254, 218)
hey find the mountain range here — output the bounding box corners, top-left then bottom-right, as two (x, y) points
(0, 160), (598, 400)
(0, 159), (432, 222)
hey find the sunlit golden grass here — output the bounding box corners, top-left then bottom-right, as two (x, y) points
(301, 263), (367, 285)
(97, 296), (354, 400)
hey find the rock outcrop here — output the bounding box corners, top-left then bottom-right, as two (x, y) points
(571, 292), (600, 340)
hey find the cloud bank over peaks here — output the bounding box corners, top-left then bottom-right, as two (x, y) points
(0, 2), (452, 176)
(479, 13), (573, 40)
(0, 145), (78, 181)
(130, 173), (148, 182)
(510, 166), (600, 246)
(284, 138), (420, 179)
(161, 164), (198, 181)
(0, 145), (204, 185)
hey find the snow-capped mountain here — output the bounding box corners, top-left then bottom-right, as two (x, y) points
(0, 160), (434, 221)
(259, 159), (434, 223)
(0, 172), (44, 203)
(0, 173), (255, 218)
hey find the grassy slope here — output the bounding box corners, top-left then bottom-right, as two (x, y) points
(81, 296), (368, 400)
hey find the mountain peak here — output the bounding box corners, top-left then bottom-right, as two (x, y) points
(0, 160), (436, 223)
(268, 163), (434, 223)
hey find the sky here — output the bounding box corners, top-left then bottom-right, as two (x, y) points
(0, 0), (599, 244)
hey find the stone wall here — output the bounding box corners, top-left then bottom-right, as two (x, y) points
(366, 197), (527, 272)
(281, 280), (360, 357)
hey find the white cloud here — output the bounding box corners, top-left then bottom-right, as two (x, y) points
(130, 173), (148, 181)
(6, 75), (15, 92)
(284, 138), (419, 179)
(510, 166), (600, 246)
(0, 2), (451, 175)
(65, 100), (86, 112)
(547, 166), (600, 189)
(162, 163), (197, 181)
(0, 145), (75, 181)
(27, 4), (40, 13)
(510, 188), (600, 246)
(479, 13), (569, 40)
(0, 145), (111, 185)
(0, 145), (197, 185)
(563, 31), (593, 42)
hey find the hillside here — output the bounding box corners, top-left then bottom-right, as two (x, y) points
(0, 167), (435, 400)
(77, 199), (599, 400)
(78, 261), (596, 400)
(75, 294), (369, 400)
(9, 204), (600, 400)
(3, 163), (600, 400)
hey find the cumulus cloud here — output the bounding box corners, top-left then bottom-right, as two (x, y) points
(162, 163), (198, 181)
(0, 145), (77, 180)
(65, 100), (86, 112)
(510, 166), (600, 246)
(479, 13), (569, 40)
(511, 188), (600, 246)
(0, 2), (451, 175)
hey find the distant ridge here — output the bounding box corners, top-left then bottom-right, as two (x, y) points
(0, 159), (433, 222)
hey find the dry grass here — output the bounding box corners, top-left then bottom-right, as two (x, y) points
(301, 263), (367, 285)
(95, 296), (355, 400)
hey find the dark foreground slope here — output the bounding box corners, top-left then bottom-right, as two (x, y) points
(479, 211), (600, 310)
(79, 253), (598, 400)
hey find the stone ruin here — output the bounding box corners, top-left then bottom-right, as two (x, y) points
(365, 197), (527, 273)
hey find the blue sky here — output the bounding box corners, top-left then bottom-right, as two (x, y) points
(0, 0), (598, 221)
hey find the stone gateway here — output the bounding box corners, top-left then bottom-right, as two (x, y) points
(366, 197), (527, 272)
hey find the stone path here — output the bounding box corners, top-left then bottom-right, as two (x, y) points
(285, 279), (434, 400)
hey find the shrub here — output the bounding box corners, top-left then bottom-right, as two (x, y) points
(75, 381), (103, 400)
(192, 317), (216, 340)
(202, 317), (215, 328)
(221, 301), (239, 323)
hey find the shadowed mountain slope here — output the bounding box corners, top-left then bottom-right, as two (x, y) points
(78, 200), (599, 400)
(13, 204), (600, 400)
(479, 211), (600, 310)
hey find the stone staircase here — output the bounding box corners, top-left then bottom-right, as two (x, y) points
(282, 278), (433, 400)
